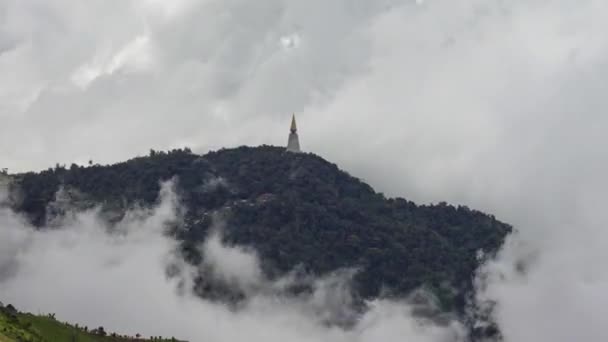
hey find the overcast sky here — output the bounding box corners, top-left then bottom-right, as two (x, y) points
(1, 1), (608, 341)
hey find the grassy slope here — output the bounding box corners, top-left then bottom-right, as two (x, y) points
(0, 311), (38, 342)
(0, 309), (183, 342)
(0, 333), (16, 342)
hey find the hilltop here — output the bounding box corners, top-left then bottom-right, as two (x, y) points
(7, 146), (511, 333)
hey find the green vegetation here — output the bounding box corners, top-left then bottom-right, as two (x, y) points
(9, 145), (512, 315)
(0, 303), (182, 342)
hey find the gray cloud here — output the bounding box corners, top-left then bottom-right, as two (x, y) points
(1, 0), (608, 341)
(0, 0), (401, 169)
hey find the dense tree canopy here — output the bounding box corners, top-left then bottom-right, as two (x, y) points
(10, 146), (511, 316)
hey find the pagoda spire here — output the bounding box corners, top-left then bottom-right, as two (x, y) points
(290, 114), (297, 133)
(286, 114), (301, 153)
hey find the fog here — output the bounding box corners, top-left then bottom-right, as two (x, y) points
(1, 0), (608, 341)
(0, 183), (465, 342)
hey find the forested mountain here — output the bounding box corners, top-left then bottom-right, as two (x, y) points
(7, 146), (511, 335)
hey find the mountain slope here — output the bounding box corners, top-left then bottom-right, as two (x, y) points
(0, 303), (182, 342)
(9, 146), (511, 313)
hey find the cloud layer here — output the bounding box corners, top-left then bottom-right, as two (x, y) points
(0, 183), (466, 342)
(1, 1), (608, 341)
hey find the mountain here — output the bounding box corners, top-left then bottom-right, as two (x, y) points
(7, 146), (511, 330)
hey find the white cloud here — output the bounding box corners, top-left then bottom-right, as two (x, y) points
(0, 184), (464, 342)
(71, 34), (156, 88)
(201, 229), (264, 292)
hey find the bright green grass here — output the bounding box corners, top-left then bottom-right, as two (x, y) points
(0, 310), (39, 342)
(19, 314), (107, 342)
(0, 308), (184, 342)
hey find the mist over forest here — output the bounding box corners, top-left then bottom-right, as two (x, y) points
(1, 1), (608, 341)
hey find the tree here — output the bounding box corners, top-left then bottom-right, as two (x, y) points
(5, 304), (17, 314)
(94, 326), (106, 336)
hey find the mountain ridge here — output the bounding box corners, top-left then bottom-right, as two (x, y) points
(5, 145), (511, 332)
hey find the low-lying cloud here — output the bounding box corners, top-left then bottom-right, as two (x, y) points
(475, 211), (608, 342)
(0, 183), (466, 342)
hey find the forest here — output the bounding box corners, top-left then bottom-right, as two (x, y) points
(8, 146), (511, 337)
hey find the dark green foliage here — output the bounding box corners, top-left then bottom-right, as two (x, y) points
(10, 145), (512, 314)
